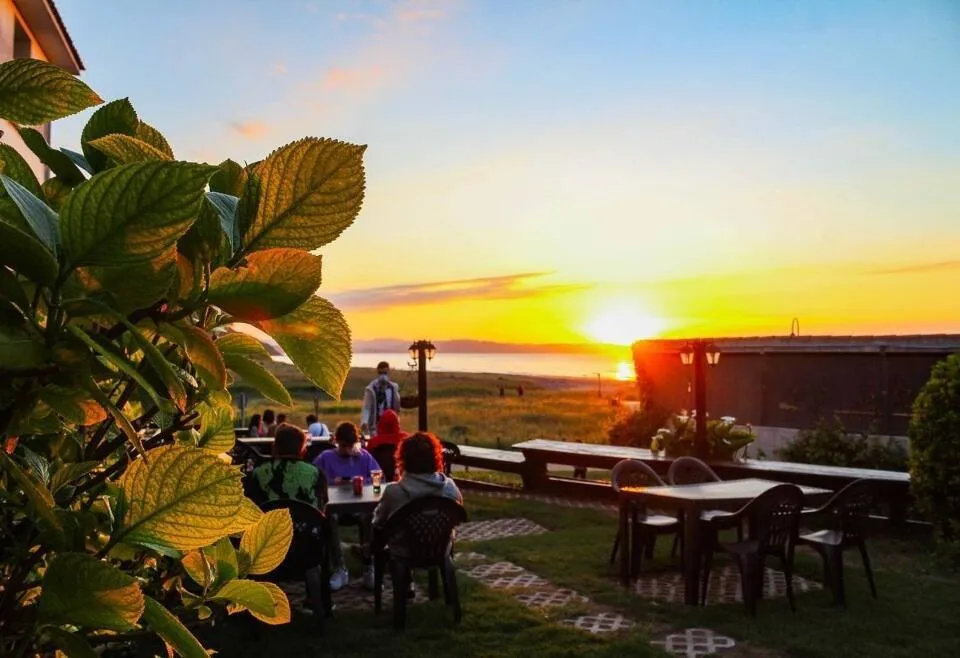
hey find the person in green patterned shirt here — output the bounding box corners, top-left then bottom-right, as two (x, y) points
(250, 424), (327, 508)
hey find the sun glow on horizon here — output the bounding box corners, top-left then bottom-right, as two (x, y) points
(584, 304), (667, 346)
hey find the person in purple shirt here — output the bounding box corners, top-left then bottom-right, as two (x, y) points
(312, 422), (381, 590)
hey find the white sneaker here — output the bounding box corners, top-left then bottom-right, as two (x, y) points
(329, 567), (349, 592)
(362, 566), (375, 591)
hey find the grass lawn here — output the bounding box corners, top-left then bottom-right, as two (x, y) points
(462, 494), (960, 658)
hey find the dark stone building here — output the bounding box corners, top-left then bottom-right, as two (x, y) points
(631, 335), (960, 438)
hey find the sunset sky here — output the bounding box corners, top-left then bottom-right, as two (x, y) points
(53, 0), (960, 345)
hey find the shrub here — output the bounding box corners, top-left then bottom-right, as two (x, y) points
(0, 59), (362, 655)
(778, 417), (908, 472)
(607, 404), (671, 448)
(909, 354), (960, 559)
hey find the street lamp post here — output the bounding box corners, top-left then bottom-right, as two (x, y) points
(680, 340), (720, 460)
(593, 372), (602, 398)
(408, 340), (437, 431)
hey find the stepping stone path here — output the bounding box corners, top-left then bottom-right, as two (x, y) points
(652, 628), (737, 658)
(457, 517), (548, 542)
(635, 565), (822, 605)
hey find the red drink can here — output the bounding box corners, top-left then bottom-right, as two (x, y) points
(351, 475), (364, 496)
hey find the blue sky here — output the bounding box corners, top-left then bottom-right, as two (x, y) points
(51, 0), (960, 341)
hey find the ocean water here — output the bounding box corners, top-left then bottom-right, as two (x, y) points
(348, 351), (633, 380)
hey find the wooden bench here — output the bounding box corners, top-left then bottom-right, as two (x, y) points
(511, 438), (915, 525)
(452, 445), (526, 474)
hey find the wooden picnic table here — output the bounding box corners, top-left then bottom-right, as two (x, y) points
(620, 478), (832, 605)
(511, 439), (910, 520)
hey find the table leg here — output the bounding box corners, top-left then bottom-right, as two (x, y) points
(520, 456), (549, 491)
(619, 501), (631, 587)
(682, 507), (701, 606)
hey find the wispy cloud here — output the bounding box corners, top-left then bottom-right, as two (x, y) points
(321, 66), (384, 91)
(867, 260), (960, 275)
(330, 272), (591, 310)
(230, 121), (269, 139)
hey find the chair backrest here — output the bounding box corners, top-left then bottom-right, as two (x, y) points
(371, 444), (398, 482)
(304, 440), (334, 464)
(739, 484), (804, 551)
(384, 496), (467, 565)
(668, 456), (722, 486)
(821, 478), (879, 543)
(258, 499), (327, 579)
(440, 441), (460, 476)
(611, 459), (666, 492)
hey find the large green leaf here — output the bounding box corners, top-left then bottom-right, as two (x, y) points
(195, 392), (235, 453)
(42, 177), (73, 210)
(180, 326), (227, 390)
(215, 331), (270, 359)
(71, 246), (177, 313)
(18, 126), (86, 184)
(1, 175), (60, 257)
(80, 98), (139, 172)
(240, 138), (365, 253)
(115, 445), (244, 552)
(210, 159), (246, 196)
(248, 582), (290, 625)
(181, 550), (214, 590)
(0, 217), (58, 283)
(0, 143), (43, 197)
(141, 596), (208, 658)
(254, 296), (351, 399)
(222, 353), (292, 406)
(205, 192), (239, 253)
(211, 579), (276, 617)
(179, 199), (229, 265)
(38, 553), (144, 632)
(240, 509), (293, 575)
(36, 385), (108, 426)
(44, 627), (98, 658)
(209, 249), (322, 321)
(0, 58), (102, 124)
(0, 451), (60, 530)
(89, 134), (172, 165)
(60, 160), (216, 269)
(135, 121), (174, 158)
(0, 326), (49, 370)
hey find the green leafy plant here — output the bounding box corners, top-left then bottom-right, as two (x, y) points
(778, 417), (908, 472)
(0, 58), (362, 656)
(607, 403), (671, 449)
(909, 354), (960, 562)
(653, 412), (756, 461)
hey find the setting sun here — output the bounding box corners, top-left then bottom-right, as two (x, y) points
(615, 361), (635, 381)
(584, 304), (667, 346)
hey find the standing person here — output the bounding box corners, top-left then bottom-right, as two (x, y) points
(262, 409), (277, 437)
(360, 361), (400, 437)
(306, 414), (330, 439)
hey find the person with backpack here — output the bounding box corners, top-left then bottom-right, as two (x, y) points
(360, 361), (400, 436)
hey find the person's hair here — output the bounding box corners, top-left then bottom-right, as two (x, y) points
(397, 432), (444, 475)
(306, 414), (318, 425)
(334, 421), (360, 446)
(277, 413), (287, 424)
(272, 423), (307, 459)
(263, 409), (275, 424)
(248, 413), (261, 429)
(376, 361), (389, 372)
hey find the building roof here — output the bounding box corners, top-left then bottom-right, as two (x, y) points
(634, 334), (960, 355)
(13, 0), (83, 73)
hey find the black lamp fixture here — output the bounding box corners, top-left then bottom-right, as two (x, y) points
(407, 340), (437, 431)
(679, 339), (721, 459)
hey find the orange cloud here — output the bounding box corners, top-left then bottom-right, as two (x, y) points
(321, 66), (385, 91)
(230, 121), (269, 139)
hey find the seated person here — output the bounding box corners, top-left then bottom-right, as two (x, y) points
(306, 413), (330, 439)
(372, 432), (463, 530)
(249, 423), (326, 508)
(313, 422), (381, 590)
(365, 409), (409, 453)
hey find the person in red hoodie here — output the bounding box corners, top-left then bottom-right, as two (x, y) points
(365, 409), (409, 453)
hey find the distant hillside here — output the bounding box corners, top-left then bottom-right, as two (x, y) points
(353, 338), (624, 355)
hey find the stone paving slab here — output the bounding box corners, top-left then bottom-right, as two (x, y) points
(562, 612), (635, 633)
(458, 517), (549, 542)
(634, 565), (822, 605)
(652, 628), (737, 657)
